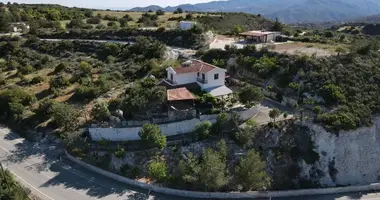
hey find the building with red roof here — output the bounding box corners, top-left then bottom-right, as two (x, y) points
(164, 59), (232, 99)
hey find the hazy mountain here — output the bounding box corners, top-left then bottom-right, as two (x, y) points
(352, 14), (380, 23)
(130, 0), (380, 23)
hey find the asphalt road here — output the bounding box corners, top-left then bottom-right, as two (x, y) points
(0, 128), (173, 200)
(0, 127), (380, 200)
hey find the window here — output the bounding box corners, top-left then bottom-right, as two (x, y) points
(214, 73), (219, 80)
(170, 73), (173, 81)
(197, 72), (200, 77)
(202, 73), (205, 80)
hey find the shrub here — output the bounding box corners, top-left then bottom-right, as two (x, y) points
(148, 161), (168, 182)
(50, 102), (80, 131)
(194, 121), (212, 140)
(139, 123), (167, 149)
(86, 16), (101, 24)
(30, 76), (44, 84)
(115, 145), (126, 159)
(54, 63), (67, 73)
(18, 65), (34, 75)
(49, 75), (70, 90)
(91, 101), (111, 121)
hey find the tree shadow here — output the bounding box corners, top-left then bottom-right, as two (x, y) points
(36, 88), (51, 100)
(39, 159), (153, 199)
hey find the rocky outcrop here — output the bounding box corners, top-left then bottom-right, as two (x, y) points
(303, 116), (380, 186)
(256, 117), (380, 189)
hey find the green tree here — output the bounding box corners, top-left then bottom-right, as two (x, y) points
(233, 25), (243, 35)
(138, 124), (167, 149)
(51, 102), (80, 131)
(235, 150), (270, 191)
(194, 121), (212, 140)
(118, 18), (128, 27)
(176, 153), (200, 187)
(217, 139), (228, 163)
(236, 123), (258, 148)
(238, 85), (264, 107)
(8, 102), (24, 121)
(91, 101), (111, 121)
(269, 108), (281, 123)
(271, 18), (283, 32)
(199, 148), (228, 192)
(156, 9), (165, 16)
(320, 84), (346, 105)
(214, 112), (229, 135)
(148, 160), (168, 182)
(175, 8), (183, 14)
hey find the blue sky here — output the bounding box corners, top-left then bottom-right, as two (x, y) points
(10, 0), (218, 9)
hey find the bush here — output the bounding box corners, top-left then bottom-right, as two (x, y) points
(30, 76), (44, 84)
(138, 123), (167, 149)
(91, 101), (110, 121)
(86, 16), (101, 24)
(49, 75), (70, 90)
(115, 145), (126, 159)
(54, 63), (67, 73)
(74, 85), (100, 101)
(18, 65), (34, 75)
(148, 161), (168, 182)
(194, 121), (212, 140)
(156, 9), (165, 16)
(79, 61), (92, 75)
(50, 102), (80, 131)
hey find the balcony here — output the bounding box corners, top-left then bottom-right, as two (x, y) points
(197, 78), (208, 84)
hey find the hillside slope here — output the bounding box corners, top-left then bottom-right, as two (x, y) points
(130, 0), (380, 23)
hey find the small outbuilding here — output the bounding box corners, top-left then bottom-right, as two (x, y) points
(239, 30), (281, 43)
(167, 87), (196, 110)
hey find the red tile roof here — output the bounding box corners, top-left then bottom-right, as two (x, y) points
(167, 87), (196, 101)
(173, 60), (217, 74)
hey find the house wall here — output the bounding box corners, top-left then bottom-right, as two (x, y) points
(200, 68), (226, 89)
(166, 68), (198, 85)
(266, 33), (281, 42)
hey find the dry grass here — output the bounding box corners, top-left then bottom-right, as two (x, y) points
(273, 42), (349, 57)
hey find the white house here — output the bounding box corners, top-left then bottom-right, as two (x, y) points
(165, 59), (233, 98)
(240, 30), (281, 43)
(179, 21), (197, 30)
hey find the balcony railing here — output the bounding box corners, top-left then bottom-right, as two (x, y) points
(197, 78), (208, 84)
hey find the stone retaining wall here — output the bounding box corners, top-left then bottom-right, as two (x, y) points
(89, 106), (260, 141)
(66, 150), (380, 199)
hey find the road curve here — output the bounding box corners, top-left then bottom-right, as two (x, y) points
(0, 128), (178, 200)
(0, 128), (380, 200)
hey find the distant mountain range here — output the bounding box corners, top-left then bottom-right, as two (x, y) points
(352, 14), (380, 23)
(130, 0), (380, 23)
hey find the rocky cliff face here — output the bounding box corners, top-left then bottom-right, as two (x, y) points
(256, 117), (380, 189)
(303, 116), (380, 186)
